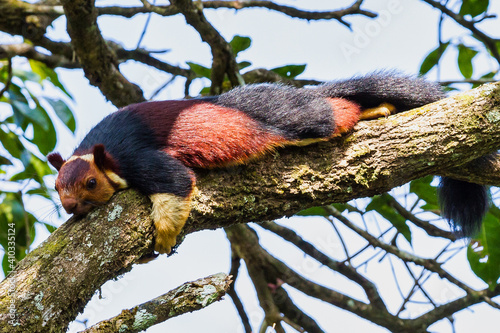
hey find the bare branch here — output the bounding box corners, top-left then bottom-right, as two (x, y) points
(325, 205), (475, 294)
(226, 224), (393, 330)
(81, 273), (232, 333)
(97, 0), (377, 26)
(0, 43), (79, 69)
(383, 194), (457, 240)
(259, 221), (387, 310)
(226, 249), (252, 333)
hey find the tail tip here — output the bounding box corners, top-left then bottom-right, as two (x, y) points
(437, 177), (488, 238)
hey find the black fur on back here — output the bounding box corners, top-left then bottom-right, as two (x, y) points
(75, 109), (159, 157)
(438, 177), (489, 237)
(315, 72), (446, 111)
(75, 109), (192, 197)
(213, 84), (335, 140)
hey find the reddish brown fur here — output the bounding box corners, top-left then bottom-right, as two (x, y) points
(55, 157), (117, 215)
(135, 100), (287, 168)
(326, 98), (361, 134)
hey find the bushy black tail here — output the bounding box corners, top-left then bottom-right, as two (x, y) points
(437, 178), (489, 237)
(315, 71), (446, 110)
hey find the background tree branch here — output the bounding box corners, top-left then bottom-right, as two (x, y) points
(60, 0), (145, 106)
(81, 273), (231, 333)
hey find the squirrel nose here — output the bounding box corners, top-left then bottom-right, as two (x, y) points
(61, 197), (78, 215)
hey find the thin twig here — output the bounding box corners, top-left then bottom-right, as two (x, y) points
(136, 0), (156, 48)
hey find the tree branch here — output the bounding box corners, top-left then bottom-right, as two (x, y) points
(170, 0), (243, 94)
(60, 0), (145, 106)
(259, 221), (386, 309)
(1, 82), (500, 332)
(81, 273), (232, 333)
(97, 0), (377, 26)
(0, 43), (79, 69)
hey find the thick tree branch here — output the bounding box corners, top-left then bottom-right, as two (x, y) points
(1, 82), (500, 332)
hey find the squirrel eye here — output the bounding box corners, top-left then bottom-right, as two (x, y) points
(86, 178), (97, 190)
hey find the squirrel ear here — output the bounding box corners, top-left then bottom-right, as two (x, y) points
(93, 144), (119, 172)
(93, 144), (108, 170)
(47, 152), (65, 171)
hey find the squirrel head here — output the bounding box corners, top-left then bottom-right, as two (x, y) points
(48, 144), (128, 216)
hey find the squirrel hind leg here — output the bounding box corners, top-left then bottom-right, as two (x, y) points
(359, 102), (396, 120)
(150, 192), (193, 254)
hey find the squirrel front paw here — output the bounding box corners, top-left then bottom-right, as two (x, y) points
(150, 193), (192, 254)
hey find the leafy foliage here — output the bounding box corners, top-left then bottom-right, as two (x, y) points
(0, 60), (75, 276)
(457, 44), (478, 79)
(420, 42), (450, 75)
(468, 204), (500, 289)
(270, 64), (306, 79)
(459, 0), (489, 17)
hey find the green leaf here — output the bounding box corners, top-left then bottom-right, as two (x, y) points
(186, 62), (211, 79)
(419, 42), (450, 75)
(0, 127), (24, 159)
(230, 35), (252, 56)
(29, 60), (73, 100)
(297, 206), (329, 217)
(26, 186), (54, 201)
(42, 222), (57, 233)
(12, 68), (40, 83)
(457, 44), (478, 79)
(29, 105), (57, 155)
(332, 203), (360, 214)
(1, 254), (16, 278)
(467, 211), (500, 289)
(11, 100), (50, 132)
(45, 97), (76, 133)
(409, 176), (439, 210)
(8, 83), (31, 130)
(11, 154), (53, 183)
(238, 61), (252, 71)
(0, 155), (13, 166)
(199, 86), (211, 95)
(459, 0), (489, 17)
(470, 71), (496, 88)
(366, 194), (412, 243)
(271, 64), (306, 79)
(487, 203), (500, 220)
